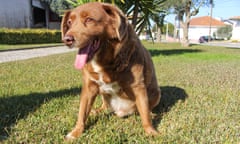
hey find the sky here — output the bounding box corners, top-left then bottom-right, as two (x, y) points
(165, 0), (240, 24)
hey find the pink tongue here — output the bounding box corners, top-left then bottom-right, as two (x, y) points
(74, 40), (100, 70)
(74, 54), (88, 70)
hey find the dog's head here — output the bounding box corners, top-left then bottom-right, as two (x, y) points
(61, 2), (127, 69)
(61, 2), (128, 48)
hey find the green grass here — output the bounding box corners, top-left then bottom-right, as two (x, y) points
(0, 43), (63, 51)
(0, 42), (240, 143)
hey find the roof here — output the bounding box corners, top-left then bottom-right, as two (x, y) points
(229, 16), (240, 20)
(189, 16), (225, 27)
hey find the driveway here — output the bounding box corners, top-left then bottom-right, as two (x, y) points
(0, 46), (76, 63)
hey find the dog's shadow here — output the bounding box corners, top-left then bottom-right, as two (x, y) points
(152, 86), (188, 126)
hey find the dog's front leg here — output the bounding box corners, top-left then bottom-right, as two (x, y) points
(65, 82), (99, 140)
(133, 84), (159, 136)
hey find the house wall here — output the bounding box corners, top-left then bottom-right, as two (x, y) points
(232, 27), (240, 40)
(179, 26), (218, 41)
(231, 20), (240, 40)
(0, 0), (32, 28)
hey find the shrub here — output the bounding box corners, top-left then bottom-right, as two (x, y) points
(216, 25), (232, 39)
(0, 28), (61, 44)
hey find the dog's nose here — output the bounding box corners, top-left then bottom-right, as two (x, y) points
(63, 35), (74, 46)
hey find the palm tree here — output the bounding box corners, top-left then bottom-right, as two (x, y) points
(117, 0), (166, 37)
(65, 0), (124, 6)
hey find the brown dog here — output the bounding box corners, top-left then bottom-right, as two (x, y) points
(61, 2), (161, 140)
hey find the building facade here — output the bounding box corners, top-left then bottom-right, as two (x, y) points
(229, 16), (240, 41)
(0, 0), (61, 29)
(179, 16), (226, 41)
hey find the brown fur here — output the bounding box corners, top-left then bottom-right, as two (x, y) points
(61, 2), (161, 140)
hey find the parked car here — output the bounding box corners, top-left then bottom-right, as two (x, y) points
(199, 36), (213, 43)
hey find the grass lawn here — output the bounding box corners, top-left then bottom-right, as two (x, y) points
(0, 42), (239, 143)
(0, 43), (63, 51)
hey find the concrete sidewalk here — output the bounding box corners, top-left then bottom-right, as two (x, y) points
(0, 46), (76, 63)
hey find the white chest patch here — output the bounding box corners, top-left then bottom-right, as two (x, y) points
(90, 60), (120, 94)
(90, 60), (135, 117)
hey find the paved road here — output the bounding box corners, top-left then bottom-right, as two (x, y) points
(0, 46), (76, 63)
(188, 40), (240, 48)
(201, 42), (240, 48)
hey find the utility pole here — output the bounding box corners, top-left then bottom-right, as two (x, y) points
(208, 0), (213, 42)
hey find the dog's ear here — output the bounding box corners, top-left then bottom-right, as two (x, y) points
(102, 4), (127, 41)
(61, 11), (71, 39)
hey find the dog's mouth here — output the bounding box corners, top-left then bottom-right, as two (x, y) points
(74, 39), (100, 69)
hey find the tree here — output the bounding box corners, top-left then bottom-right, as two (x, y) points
(152, 22), (174, 42)
(166, 0), (213, 47)
(151, 12), (166, 42)
(40, 0), (72, 15)
(117, 0), (166, 40)
(162, 23), (174, 36)
(216, 25), (232, 40)
(40, 0), (123, 15)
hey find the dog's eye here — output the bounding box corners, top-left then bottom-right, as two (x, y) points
(85, 17), (94, 23)
(67, 19), (72, 26)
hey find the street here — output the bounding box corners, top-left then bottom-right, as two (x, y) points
(201, 41), (240, 48)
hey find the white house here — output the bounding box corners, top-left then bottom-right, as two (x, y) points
(179, 16), (226, 41)
(0, 0), (61, 29)
(229, 16), (240, 41)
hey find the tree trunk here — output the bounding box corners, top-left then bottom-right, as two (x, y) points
(181, 22), (190, 47)
(180, 0), (192, 47)
(173, 16), (177, 41)
(156, 27), (161, 42)
(132, 1), (139, 29)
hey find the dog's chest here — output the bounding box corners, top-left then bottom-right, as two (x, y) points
(89, 60), (134, 114)
(89, 60), (120, 94)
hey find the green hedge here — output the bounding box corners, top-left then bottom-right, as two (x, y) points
(0, 28), (62, 44)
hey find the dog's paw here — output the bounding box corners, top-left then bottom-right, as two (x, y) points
(65, 133), (76, 141)
(145, 127), (159, 136)
(90, 106), (107, 115)
(90, 109), (102, 115)
(64, 128), (83, 141)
